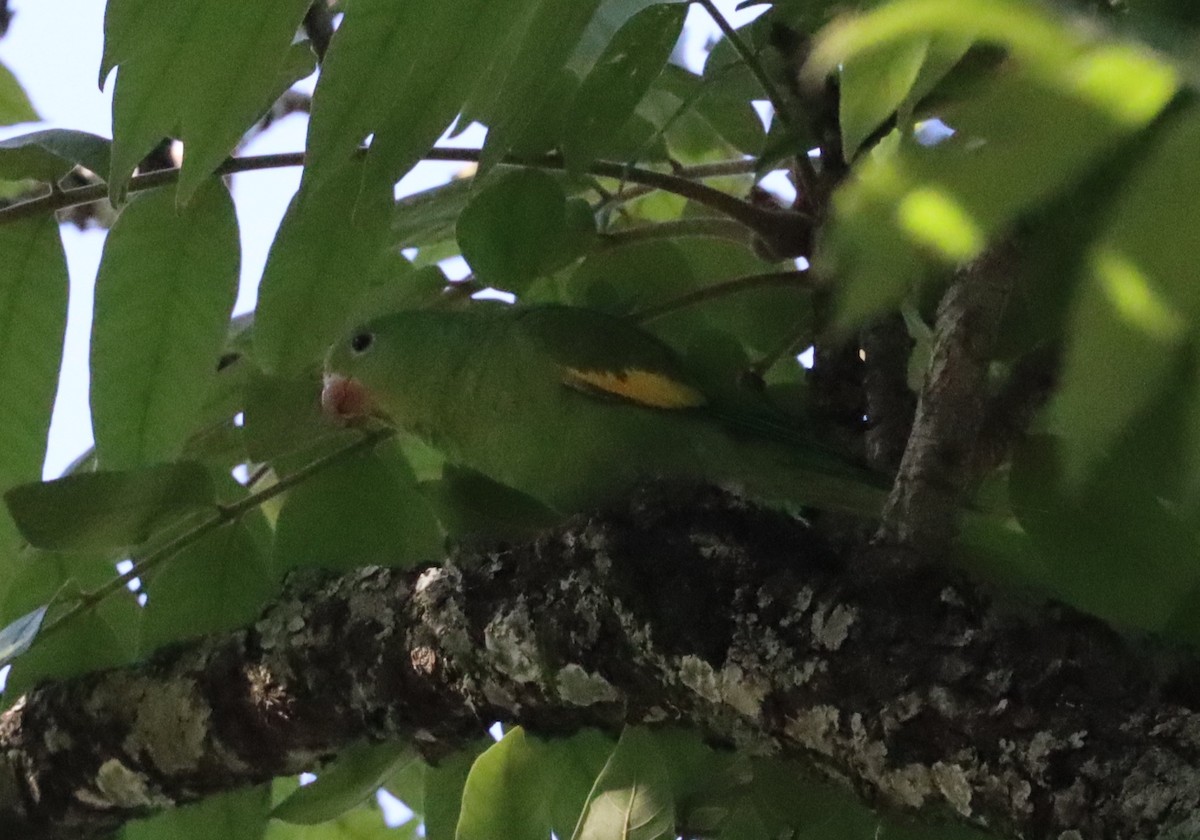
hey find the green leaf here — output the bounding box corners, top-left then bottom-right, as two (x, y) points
(140, 521), (274, 652)
(255, 157), (392, 376)
(651, 729), (735, 808)
(243, 373), (339, 464)
(0, 215), (68, 501)
(817, 1), (1173, 132)
(272, 442), (443, 572)
(102, 0), (312, 202)
(0, 547), (112, 626)
(273, 741), (412, 825)
(715, 800), (770, 840)
(4, 462), (215, 552)
(673, 238), (807, 357)
(457, 727), (552, 840)
(816, 0), (1179, 324)
(124, 786), (270, 840)
(181, 353), (255, 469)
(837, 27), (973, 159)
(839, 36), (930, 157)
(1011, 434), (1200, 630)
(457, 170), (595, 290)
(469, 0), (602, 170)
(827, 54), (1176, 325)
(265, 806), (413, 840)
(743, 757), (877, 838)
(305, 0), (527, 194)
(1053, 250), (1185, 488)
(653, 65), (765, 158)
(566, 239), (696, 314)
(0, 60), (38, 126)
(907, 32), (975, 105)
(90, 182), (240, 469)
(425, 744), (489, 840)
(0, 605), (47, 668)
(383, 755), (426, 817)
(3, 606), (136, 700)
(572, 726), (674, 840)
(567, 236), (805, 363)
(393, 177), (476, 252)
(0, 129), (112, 183)
(809, 0), (1080, 82)
(540, 731), (618, 839)
(1056, 110), (1200, 485)
(0, 547), (141, 681)
(562, 4), (687, 173)
(421, 465), (561, 540)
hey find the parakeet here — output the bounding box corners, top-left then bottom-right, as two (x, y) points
(321, 303), (886, 517)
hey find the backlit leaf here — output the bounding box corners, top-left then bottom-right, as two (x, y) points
(305, 0), (529, 194)
(4, 462), (215, 551)
(0, 605), (46, 669)
(272, 443), (442, 572)
(562, 4), (687, 173)
(0, 60), (36, 126)
(572, 726), (674, 840)
(0, 214), (68, 570)
(139, 520), (274, 652)
(457, 728), (551, 840)
(90, 182), (239, 469)
(103, 0), (312, 202)
(273, 741), (412, 825)
(255, 157), (392, 377)
(0, 129), (111, 183)
(457, 170), (595, 290)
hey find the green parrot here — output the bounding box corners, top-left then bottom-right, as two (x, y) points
(321, 303), (886, 518)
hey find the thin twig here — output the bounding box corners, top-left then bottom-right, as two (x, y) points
(693, 0), (790, 132)
(37, 429), (393, 644)
(591, 158), (759, 211)
(0, 150), (811, 255)
(631, 269), (812, 324)
(1, 152), (308, 224)
(599, 217), (753, 247)
(243, 463), (272, 490)
(694, 0), (819, 193)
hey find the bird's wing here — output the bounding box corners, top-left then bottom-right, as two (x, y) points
(514, 304), (858, 464)
(514, 305), (708, 411)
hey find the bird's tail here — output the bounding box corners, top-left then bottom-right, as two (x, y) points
(707, 433), (889, 518)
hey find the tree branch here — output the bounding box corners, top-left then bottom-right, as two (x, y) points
(3, 484), (1200, 840)
(876, 245), (1018, 555)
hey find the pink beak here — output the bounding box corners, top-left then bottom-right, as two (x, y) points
(321, 373), (373, 420)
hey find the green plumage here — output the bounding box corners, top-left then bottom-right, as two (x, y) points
(324, 303), (885, 517)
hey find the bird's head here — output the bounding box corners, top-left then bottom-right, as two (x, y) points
(322, 321), (385, 424)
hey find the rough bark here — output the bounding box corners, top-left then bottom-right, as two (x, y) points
(878, 246), (1018, 555)
(2, 485), (1200, 840)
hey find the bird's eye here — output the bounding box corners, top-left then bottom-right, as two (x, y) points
(350, 331), (375, 354)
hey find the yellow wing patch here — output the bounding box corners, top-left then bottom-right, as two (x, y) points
(562, 367), (707, 410)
